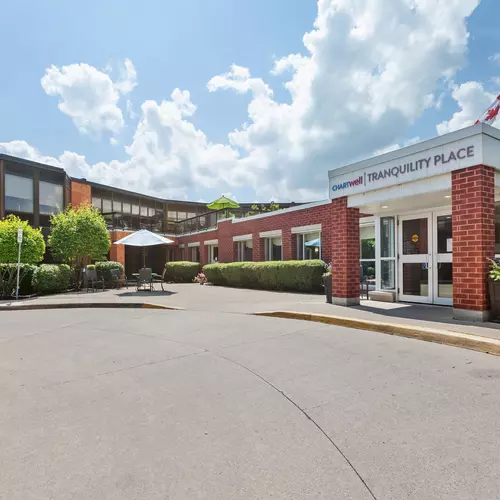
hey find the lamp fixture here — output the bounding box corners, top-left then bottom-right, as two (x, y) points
(381, 205), (389, 209)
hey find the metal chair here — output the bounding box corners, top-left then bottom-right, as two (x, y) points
(86, 269), (104, 292)
(110, 268), (127, 289)
(137, 268), (153, 291)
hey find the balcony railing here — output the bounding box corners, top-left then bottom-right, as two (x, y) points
(103, 207), (260, 235)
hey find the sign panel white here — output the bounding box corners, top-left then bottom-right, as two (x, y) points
(17, 228), (23, 243)
(329, 135), (483, 199)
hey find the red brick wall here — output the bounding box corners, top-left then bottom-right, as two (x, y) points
(109, 231), (130, 267)
(452, 165), (495, 313)
(330, 197), (360, 302)
(70, 181), (91, 206)
(176, 229), (218, 266)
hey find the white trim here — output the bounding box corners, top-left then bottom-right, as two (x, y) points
(188, 242), (200, 248)
(178, 244), (185, 249)
(171, 228), (217, 238)
(291, 224), (321, 234)
(360, 216), (376, 225)
(233, 233), (253, 242)
(204, 239), (218, 246)
(259, 229), (283, 238)
(233, 199), (331, 224)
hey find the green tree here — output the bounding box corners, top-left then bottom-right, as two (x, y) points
(49, 205), (110, 272)
(0, 215), (45, 263)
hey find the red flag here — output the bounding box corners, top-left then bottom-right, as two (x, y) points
(475, 95), (500, 125)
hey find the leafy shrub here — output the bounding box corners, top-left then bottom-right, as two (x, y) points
(94, 261), (124, 287)
(0, 263), (37, 298)
(203, 260), (327, 293)
(164, 261), (200, 283)
(0, 215), (45, 264)
(33, 264), (71, 295)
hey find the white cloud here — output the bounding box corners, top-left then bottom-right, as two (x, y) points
(489, 53), (500, 65)
(110, 137), (119, 146)
(2, 0), (483, 201)
(126, 99), (137, 119)
(436, 81), (498, 134)
(40, 59), (136, 136)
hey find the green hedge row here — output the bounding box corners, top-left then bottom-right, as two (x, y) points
(33, 264), (71, 295)
(203, 260), (326, 293)
(0, 263), (71, 298)
(164, 261), (200, 282)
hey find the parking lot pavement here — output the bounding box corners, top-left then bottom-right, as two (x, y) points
(2, 308), (500, 499)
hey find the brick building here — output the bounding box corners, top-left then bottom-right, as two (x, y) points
(2, 122), (500, 320)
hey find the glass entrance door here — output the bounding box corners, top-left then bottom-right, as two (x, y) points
(398, 214), (432, 303)
(433, 211), (453, 305)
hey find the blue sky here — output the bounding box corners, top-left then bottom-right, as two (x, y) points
(1, 0), (499, 203)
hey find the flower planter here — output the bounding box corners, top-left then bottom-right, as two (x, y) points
(323, 275), (332, 304)
(488, 279), (500, 319)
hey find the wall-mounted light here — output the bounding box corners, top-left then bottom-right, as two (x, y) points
(381, 205), (389, 209)
(444, 195), (451, 199)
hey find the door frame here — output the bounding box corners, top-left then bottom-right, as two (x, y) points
(398, 212), (433, 304)
(432, 210), (453, 306)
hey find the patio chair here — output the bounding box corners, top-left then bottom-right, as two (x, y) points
(86, 269), (104, 292)
(137, 268), (153, 292)
(110, 268), (127, 289)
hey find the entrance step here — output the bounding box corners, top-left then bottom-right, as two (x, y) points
(368, 290), (396, 303)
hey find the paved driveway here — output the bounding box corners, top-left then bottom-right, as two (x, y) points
(2, 309), (500, 499)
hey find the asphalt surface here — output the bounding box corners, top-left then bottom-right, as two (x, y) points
(1, 309), (500, 499)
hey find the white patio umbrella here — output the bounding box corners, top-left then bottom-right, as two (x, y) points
(113, 229), (174, 268)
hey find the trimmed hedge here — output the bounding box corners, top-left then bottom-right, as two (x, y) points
(33, 264), (71, 295)
(164, 261), (200, 283)
(203, 260), (326, 293)
(0, 263), (37, 298)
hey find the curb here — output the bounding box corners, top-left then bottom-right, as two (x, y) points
(0, 303), (183, 312)
(254, 311), (500, 357)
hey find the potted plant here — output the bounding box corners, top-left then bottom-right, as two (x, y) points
(193, 272), (208, 285)
(323, 263), (332, 304)
(488, 259), (500, 318)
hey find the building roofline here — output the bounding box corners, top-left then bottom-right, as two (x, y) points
(0, 153), (66, 174)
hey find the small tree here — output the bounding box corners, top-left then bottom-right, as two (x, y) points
(0, 215), (45, 263)
(49, 205), (110, 285)
(0, 215), (45, 298)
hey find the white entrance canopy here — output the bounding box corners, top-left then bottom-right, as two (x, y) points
(113, 229), (174, 247)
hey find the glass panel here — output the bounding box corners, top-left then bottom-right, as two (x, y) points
(132, 204), (140, 215)
(495, 203), (500, 254)
(360, 261), (376, 281)
(360, 225), (375, 259)
(271, 237), (282, 261)
(102, 199), (112, 213)
(402, 218), (428, 255)
(5, 174), (34, 213)
(304, 232), (321, 260)
(91, 197), (101, 210)
(112, 200), (122, 213)
(212, 246), (219, 262)
(178, 212), (187, 220)
(140, 206), (148, 216)
(438, 263), (453, 299)
(402, 263), (429, 296)
(244, 240), (253, 261)
(296, 234), (304, 260)
(381, 260), (395, 290)
(437, 215), (452, 254)
(381, 217), (395, 258)
(148, 207), (155, 217)
(39, 181), (63, 214)
(168, 211), (177, 220)
(122, 202), (131, 214)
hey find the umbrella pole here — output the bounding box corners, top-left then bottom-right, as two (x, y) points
(142, 247), (147, 268)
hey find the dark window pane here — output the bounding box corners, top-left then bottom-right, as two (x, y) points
(437, 215), (452, 254)
(39, 181), (63, 214)
(402, 218), (428, 255)
(5, 174), (34, 213)
(402, 263), (429, 296)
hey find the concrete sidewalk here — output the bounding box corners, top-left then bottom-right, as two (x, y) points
(3, 283), (500, 344)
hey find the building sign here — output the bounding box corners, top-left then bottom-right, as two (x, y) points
(412, 234), (419, 243)
(329, 135), (483, 199)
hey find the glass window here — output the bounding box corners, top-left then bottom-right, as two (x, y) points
(265, 237), (282, 261)
(112, 200), (122, 213)
(180, 248), (185, 260)
(102, 199), (112, 213)
(381, 260), (395, 290)
(178, 212), (187, 220)
(209, 245), (219, 263)
(191, 246), (200, 262)
(140, 205), (148, 216)
(39, 181), (63, 214)
(5, 174), (33, 213)
(168, 211), (177, 220)
(381, 217), (395, 258)
(187, 212), (196, 219)
(148, 207), (155, 217)
(92, 196), (102, 211)
(360, 226), (375, 259)
(132, 204), (140, 215)
(297, 232), (321, 260)
(437, 215), (452, 254)
(122, 202), (131, 214)
(237, 240), (253, 261)
(495, 203), (500, 254)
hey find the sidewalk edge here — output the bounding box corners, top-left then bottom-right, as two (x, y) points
(0, 303), (183, 311)
(254, 311), (500, 357)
